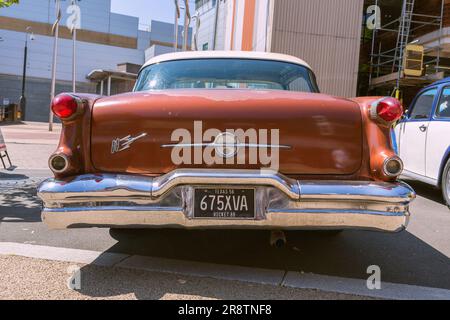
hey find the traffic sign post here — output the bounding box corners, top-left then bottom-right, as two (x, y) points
(67, 0), (81, 93)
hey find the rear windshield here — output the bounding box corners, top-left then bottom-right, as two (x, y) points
(134, 58), (319, 93)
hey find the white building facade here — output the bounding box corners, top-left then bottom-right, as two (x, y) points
(193, 0), (363, 98)
(193, 0), (270, 52)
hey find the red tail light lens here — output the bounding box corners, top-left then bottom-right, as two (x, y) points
(51, 94), (79, 119)
(376, 97), (403, 122)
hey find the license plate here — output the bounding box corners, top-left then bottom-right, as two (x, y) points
(193, 188), (256, 219)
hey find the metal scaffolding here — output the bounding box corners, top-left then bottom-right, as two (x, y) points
(369, 0), (445, 91)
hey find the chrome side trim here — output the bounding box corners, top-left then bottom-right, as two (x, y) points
(161, 143), (291, 149)
(401, 170), (439, 187)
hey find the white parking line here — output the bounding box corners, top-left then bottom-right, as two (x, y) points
(1, 242), (449, 300)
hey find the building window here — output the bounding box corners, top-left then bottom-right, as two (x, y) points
(195, 0), (217, 10)
(202, 43), (209, 51)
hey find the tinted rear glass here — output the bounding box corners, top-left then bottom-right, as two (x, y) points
(134, 58), (319, 93)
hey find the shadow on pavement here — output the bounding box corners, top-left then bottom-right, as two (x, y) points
(74, 261), (362, 300)
(76, 226), (450, 299)
(0, 187), (42, 224)
(401, 178), (446, 205)
(0, 172), (28, 180)
(0, 171), (42, 223)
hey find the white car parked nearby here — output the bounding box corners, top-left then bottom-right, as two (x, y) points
(395, 78), (450, 208)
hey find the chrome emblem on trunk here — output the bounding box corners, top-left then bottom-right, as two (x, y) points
(214, 132), (240, 158)
(111, 133), (147, 154)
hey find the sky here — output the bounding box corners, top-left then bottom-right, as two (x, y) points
(111, 0), (196, 30)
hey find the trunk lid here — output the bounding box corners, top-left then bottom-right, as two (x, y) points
(91, 90), (362, 175)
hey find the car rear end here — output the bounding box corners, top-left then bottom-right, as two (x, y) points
(38, 52), (415, 232)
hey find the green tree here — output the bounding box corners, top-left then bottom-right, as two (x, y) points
(0, 0), (19, 8)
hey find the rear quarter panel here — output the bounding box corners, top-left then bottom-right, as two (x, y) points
(350, 96), (399, 181)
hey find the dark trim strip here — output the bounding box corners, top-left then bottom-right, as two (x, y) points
(0, 16), (138, 49)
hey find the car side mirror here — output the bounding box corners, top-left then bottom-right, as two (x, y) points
(401, 112), (408, 120)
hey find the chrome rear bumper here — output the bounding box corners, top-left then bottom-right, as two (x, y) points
(37, 169), (416, 232)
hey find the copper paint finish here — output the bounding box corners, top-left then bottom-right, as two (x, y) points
(52, 91), (398, 183)
(351, 97), (400, 182)
(90, 90), (363, 176)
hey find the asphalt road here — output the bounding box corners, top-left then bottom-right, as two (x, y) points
(1, 168), (449, 292)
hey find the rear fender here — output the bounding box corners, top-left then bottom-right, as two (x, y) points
(351, 97), (400, 182)
(52, 93), (102, 178)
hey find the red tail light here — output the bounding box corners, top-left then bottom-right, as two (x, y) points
(372, 97), (403, 123)
(51, 94), (80, 119)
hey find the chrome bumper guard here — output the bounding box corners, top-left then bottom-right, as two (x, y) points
(37, 169), (416, 232)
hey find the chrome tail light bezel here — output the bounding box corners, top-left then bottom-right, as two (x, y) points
(48, 154), (70, 174)
(383, 156), (404, 177)
(369, 97), (404, 124)
(51, 94), (83, 120)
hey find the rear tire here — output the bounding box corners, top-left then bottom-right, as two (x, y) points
(441, 159), (450, 209)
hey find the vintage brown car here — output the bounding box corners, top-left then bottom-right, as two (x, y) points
(38, 51), (415, 232)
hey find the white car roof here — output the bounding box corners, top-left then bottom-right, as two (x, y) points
(142, 51), (312, 70)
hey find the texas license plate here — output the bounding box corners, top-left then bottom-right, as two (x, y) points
(193, 188), (256, 219)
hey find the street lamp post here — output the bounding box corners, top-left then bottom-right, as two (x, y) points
(19, 27), (34, 121)
(183, 0), (191, 51)
(49, 0), (62, 132)
(69, 0), (80, 93)
(174, 0), (180, 52)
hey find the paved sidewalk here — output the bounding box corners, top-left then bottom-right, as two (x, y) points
(0, 255), (369, 300)
(0, 122), (60, 171)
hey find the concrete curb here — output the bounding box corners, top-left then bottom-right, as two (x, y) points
(116, 255), (285, 286)
(0, 242), (129, 267)
(283, 272), (450, 300)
